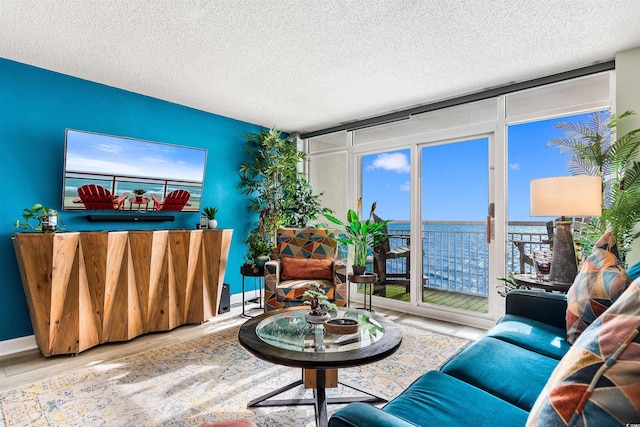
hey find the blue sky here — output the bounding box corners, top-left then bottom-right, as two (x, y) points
(362, 112), (592, 222)
(65, 130), (207, 182)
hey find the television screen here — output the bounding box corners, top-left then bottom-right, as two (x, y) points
(62, 129), (207, 212)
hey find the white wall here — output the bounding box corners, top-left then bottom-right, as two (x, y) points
(616, 46), (640, 265)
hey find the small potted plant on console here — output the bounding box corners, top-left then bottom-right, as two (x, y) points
(303, 281), (337, 323)
(14, 203), (64, 232)
(202, 206), (219, 229)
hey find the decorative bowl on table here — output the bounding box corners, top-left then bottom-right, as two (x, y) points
(324, 318), (359, 335)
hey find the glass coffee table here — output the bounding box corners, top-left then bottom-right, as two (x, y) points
(238, 307), (403, 427)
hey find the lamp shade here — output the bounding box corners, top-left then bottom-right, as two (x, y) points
(530, 176), (602, 217)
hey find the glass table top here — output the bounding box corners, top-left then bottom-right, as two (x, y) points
(255, 309), (385, 353)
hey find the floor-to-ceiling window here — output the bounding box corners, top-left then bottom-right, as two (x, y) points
(506, 112), (604, 277)
(307, 71), (612, 328)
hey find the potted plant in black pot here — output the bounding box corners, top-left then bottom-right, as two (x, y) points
(325, 199), (389, 276)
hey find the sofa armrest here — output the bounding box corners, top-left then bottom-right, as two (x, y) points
(264, 260), (281, 311)
(329, 402), (418, 427)
(505, 289), (567, 330)
(333, 259), (347, 307)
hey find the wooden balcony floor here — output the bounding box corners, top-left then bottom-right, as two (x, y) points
(360, 284), (489, 313)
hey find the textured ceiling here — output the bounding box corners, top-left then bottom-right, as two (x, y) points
(2, 1), (640, 133)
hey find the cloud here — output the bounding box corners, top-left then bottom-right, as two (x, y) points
(400, 181), (410, 191)
(368, 152), (410, 173)
(509, 163), (520, 170)
(95, 143), (124, 154)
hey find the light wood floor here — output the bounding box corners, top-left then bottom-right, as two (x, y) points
(0, 302), (486, 394)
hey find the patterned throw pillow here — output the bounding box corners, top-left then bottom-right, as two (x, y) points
(527, 277), (640, 426)
(566, 232), (630, 345)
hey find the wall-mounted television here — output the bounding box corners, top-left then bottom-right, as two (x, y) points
(62, 129), (207, 213)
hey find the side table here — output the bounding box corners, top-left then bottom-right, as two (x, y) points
(347, 273), (378, 311)
(241, 265), (265, 317)
(511, 273), (572, 293)
(128, 196), (151, 211)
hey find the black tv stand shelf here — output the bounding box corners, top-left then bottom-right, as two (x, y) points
(86, 214), (175, 222)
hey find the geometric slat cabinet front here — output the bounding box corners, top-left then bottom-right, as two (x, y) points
(12, 229), (233, 357)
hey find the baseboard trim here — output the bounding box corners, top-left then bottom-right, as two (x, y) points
(0, 334), (37, 356)
(1, 292), (258, 356)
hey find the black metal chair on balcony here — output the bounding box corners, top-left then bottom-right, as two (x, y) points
(371, 213), (411, 297)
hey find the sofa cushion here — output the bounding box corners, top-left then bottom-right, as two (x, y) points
(487, 314), (570, 360)
(380, 371), (529, 426)
(280, 257), (333, 280)
(527, 278), (640, 426)
(441, 336), (559, 411)
(566, 231), (630, 345)
(628, 260), (640, 282)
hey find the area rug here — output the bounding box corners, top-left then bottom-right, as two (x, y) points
(0, 323), (469, 427)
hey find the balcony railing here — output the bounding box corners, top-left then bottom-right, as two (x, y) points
(382, 221), (550, 298)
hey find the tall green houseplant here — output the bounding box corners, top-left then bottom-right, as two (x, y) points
(325, 199), (389, 273)
(238, 128), (325, 252)
(548, 110), (640, 260)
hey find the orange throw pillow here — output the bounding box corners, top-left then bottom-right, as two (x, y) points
(280, 257), (333, 281)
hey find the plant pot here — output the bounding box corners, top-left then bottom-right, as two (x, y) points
(305, 312), (330, 324)
(352, 265), (366, 275)
(255, 254), (270, 269)
(208, 219), (218, 229)
(40, 217), (56, 233)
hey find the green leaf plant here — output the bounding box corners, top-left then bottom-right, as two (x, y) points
(237, 128), (327, 256)
(14, 203), (65, 232)
(324, 199), (390, 267)
(303, 281), (337, 316)
(548, 110), (640, 261)
(202, 206), (218, 220)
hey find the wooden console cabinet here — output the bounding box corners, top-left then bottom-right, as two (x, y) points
(12, 229), (232, 357)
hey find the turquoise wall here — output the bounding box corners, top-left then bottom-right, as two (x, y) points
(0, 58), (261, 342)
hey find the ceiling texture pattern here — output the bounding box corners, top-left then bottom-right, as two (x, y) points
(2, 0), (640, 133)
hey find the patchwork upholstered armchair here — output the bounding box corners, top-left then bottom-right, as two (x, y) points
(264, 228), (347, 311)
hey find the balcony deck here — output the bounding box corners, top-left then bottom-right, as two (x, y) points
(358, 284), (489, 313)
(355, 220), (551, 313)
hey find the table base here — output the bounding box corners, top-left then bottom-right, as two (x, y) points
(247, 369), (388, 427)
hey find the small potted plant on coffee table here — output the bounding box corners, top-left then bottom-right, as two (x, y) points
(303, 281), (337, 323)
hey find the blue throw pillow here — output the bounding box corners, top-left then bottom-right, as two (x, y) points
(627, 260), (640, 282)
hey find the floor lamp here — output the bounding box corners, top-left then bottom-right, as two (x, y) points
(530, 176), (602, 284)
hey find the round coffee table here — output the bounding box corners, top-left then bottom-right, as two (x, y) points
(238, 307), (402, 427)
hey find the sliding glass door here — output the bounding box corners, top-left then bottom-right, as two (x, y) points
(420, 137), (490, 314)
(361, 149), (413, 302)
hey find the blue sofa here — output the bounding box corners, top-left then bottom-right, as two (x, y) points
(329, 290), (571, 426)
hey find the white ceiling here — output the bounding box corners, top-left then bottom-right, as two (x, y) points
(2, 1), (640, 134)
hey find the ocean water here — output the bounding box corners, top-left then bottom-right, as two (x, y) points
(384, 222), (548, 296)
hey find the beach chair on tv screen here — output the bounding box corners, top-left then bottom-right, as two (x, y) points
(152, 189), (192, 211)
(73, 184), (129, 210)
